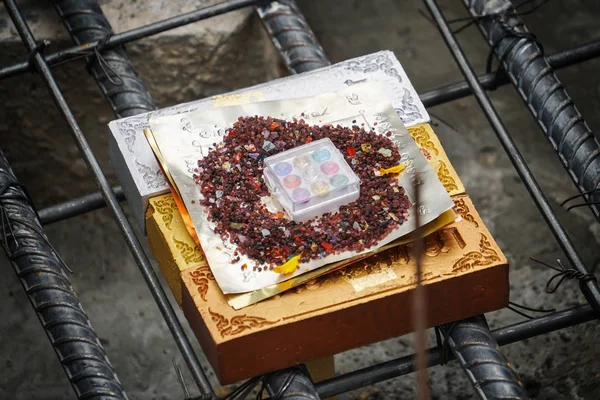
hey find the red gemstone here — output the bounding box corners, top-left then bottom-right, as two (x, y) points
(347, 146), (356, 156)
(321, 242), (333, 252)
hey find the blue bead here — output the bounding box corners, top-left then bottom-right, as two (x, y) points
(311, 148), (331, 162)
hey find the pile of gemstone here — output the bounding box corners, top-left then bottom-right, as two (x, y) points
(193, 116), (411, 270)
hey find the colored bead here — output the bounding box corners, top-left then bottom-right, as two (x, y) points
(330, 174), (349, 187)
(273, 162), (292, 176)
(320, 161), (339, 175)
(293, 155), (310, 169)
(311, 181), (329, 196)
(283, 174), (302, 189)
(311, 148), (331, 162)
(292, 187), (310, 202)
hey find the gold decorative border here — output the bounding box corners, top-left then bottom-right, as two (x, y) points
(174, 237), (205, 265)
(153, 197), (177, 230)
(190, 266), (215, 302)
(453, 197), (479, 227)
(436, 160), (459, 192)
(208, 308), (276, 338)
(408, 125), (439, 156)
(452, 233), (500, 272)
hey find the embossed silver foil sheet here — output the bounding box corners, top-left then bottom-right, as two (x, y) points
(108, 51), (430, 229)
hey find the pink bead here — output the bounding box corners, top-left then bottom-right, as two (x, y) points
(283, 174), (302, 189)
(320, 161), (339, 175)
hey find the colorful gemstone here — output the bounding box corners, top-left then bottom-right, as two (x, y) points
(262, 140), (275, 151)
(320, 161), (339, 175)
(321, 242), (333, 252)
(283, 174), (302, 189)
(273, 162), (292, 176)
(311, 148), (331, 162)
(293, 155), (311, 169)
(347, 146), (356, 156)
(292, 187), (310, 203)
(378, 148), (392, 157)
(330, 174), (349, 187)
(311, 181), (329, 196)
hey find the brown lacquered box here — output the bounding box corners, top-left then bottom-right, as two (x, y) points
(146, 123), (508, 384)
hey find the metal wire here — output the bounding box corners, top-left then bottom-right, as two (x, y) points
(463, 0), (600, 220)
(315, 304), (596, 398)
(2, 0), (599, 398)
(423, 0), (600, 315)
(0, 154), (128, 400)
(2, 0), (214, 396)
(0, 0), (264, 80)
(31, 39), (600, 226)
(420, 39), (600, 107)
(256, 0), (330, 74)
(39, 186), (124, 225)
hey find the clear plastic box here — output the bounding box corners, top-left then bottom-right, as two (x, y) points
(263, 138), (360, 222)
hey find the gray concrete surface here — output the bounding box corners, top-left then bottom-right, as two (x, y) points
(1, 0), (599, 399)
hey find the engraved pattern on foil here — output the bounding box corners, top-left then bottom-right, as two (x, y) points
(174, 237), (205, 265)
(408, 125), (440, 156)
(135, 159), (167, 189)
(184, 159), (197, 174)
(372, 112), (399, 136)
(418, 205), (430, 215)
(394, 88), (422, 125)
(436, 160), (459, 192)
(242, 270), (256, 283)
(344, 78), (367, 86)
(452, 233), (500, 272)
(208, 308), (276, 338)
(341, 53), (424, 124)
(343, 53), (403, 82)
(346, 93), (361, 105)
(190, 266), (214, 302)
(288, 107), (330, 121)
(453, 197), (479, 227)
(153, 197), (177, 230)
(117, 118), (148, 153)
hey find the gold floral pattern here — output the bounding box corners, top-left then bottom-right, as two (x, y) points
(436, 160), (459, 192)
(153, 197), (177, 230)
(174, 237), (204, 265)
(453, 197), (479, 227)
(408, 125), (439, 156)
(208, 308), (276, 338)
(190, 266), (215, 301)
(452, 234), (500, 272)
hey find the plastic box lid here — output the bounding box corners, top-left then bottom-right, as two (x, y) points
(263, 138), (360, 222)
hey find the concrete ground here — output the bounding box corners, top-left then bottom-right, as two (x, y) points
(1, 0), (599, 399)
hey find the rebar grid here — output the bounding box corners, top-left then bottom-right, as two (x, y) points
(1, 0), (599, 399)
(3, 0), (214, 395)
